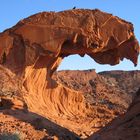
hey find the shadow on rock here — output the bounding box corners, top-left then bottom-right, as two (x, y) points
(86, 88), (140, 140)
(1, 108), (80, 140)
(0, 98), (14, 110)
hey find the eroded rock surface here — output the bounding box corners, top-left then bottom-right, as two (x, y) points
(54, 70), (140, 107)
(87, 88), (140, 140)
(0, 9), (139, 139)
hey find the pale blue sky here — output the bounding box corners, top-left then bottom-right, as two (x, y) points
(0, 0), (139, 72)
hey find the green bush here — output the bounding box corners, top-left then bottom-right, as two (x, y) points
(0, 131), (25, 140)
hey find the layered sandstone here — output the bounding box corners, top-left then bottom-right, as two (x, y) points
(54, 70), (140, 109)
(0, 9), (139, 138)
(1, 69), (140, 139)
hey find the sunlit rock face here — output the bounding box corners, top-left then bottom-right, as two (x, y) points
(0, 9), (139, 137)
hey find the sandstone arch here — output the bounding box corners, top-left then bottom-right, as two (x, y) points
(0, 9), (139, 137)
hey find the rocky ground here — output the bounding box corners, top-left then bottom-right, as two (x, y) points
(54, 69), (140, 111)
(87, 88), (140, 140)
(0, 67), (140, 139)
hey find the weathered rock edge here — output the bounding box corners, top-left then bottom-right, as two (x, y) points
(0, 9), (139, 136)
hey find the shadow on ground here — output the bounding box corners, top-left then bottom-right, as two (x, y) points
(0, 99), (80, 140)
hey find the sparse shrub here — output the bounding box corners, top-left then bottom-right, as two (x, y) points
(0, 131), (25, 140)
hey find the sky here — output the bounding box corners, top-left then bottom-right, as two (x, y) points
(0, 0), (140, 72)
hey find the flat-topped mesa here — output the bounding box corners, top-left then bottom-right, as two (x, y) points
(0, 9), (139, 136)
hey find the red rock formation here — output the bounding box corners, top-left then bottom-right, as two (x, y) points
(0, 9), (139, 137)
(87, 88), (140, 140)
(54, 70), (140, 109)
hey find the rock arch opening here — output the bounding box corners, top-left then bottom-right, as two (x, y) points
(0, 9), (139, 139)
(57, 54), (95, 71)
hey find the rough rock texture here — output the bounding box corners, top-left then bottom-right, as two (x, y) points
(1, 69), (140, 139)
(87, 88), (140, 140)
(54, 70), (140, 137)
(54, 70), (140, 107)
(99, 70), (140, 97)
(0, 9), (139, 139)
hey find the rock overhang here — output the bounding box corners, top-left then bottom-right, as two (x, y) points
(0, 9), (139, 138)
(0, 9), (139, 72)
